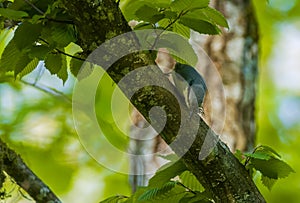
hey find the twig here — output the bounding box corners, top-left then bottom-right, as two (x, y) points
(23, 0), (74, 24)
(39, 38), (85, 61)
(20, 80), (72, 104)
(24, 0), (44, 15)
(151, 10), (187, 50)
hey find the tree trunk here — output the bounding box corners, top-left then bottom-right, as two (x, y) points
(192, 0), (259, 152)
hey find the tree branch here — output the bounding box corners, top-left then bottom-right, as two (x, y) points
(61, 0), (265, 202)
(0, 139), (61, 203)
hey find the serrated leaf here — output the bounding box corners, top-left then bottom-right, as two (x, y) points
(50, 24), (76, 47)
(18, 58), (39, 78)
(0, 8), (28, 20)
(0, 39), (21, 72)
(173, 22), (190, 38)
(28, 45), (52, 60)
(199, 7), (229, 28)
(121, 0), (171, 21)
(261, 176), (277, 191)
(14, 22), (42, 50)
(251, 157), (295, 179)
(170, 0), (209, 12)
(179, 18), (220, 35)
(164, 10), (178, 19)
(138, 181), (177, 201)
(135, 5), (165, 23)
(45, 53), (62, 74)
(14, 53), (31, 76)
(70, 57), (84, 77)
(256, 145), (281, 158)
(0, 28), (14, 56)
(100, 195), (128, 203)
(148, 160), (187, 188)
(180, 171), (204, 192)
(57, 54), (68, 83)
(244, 152), (271, 160)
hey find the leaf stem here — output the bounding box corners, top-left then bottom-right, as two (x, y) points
(38, 38), (85, 61)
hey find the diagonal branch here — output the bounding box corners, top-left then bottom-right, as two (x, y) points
(0, 139), (61, 203)
(61, 0), (266, 202)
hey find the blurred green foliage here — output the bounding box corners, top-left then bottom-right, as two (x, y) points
(253, 0), (300, 202)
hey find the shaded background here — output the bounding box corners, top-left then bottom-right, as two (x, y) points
(0, 0), (299, 202)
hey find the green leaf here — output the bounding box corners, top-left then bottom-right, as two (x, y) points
(138, 181), (177, 201)
(156, 32), (198, 66)
(170, 0), (209, 12)
(173, 22), (190, 38)
(70, 56), (84, 77)
(148, 160), (187, 188)
(121, 0), (171, 21)
(244, 152), (271, 160)
(133, 22), (153, 30)
(198, 7), (229, 28)
(180, 171), (204, 192)
(261, 176), (277, 191)
(45, 53), (62, 74)
(100, 195), (128, 203)
(179, 18), (220, 34)
(251, 157), (295, 179)
(0, 8), (28, 20)
(50, 24), (76, 47)
(18, 57), (39, 78)
(0, 39), (21, 72)
(0, 28), (14, 57)
(135, 5), (165, 23)
(28, 45), (52, 60)
(234, 149), (245, 163)
(255, 145), (281, 158)
(158, 154), (178, 162)
(14, 53), (31, 77)
(44, 52), (68, 83)
(57, 54), (68, 83)
(14, 22), (42, 50)
(164, 10), (178, 19)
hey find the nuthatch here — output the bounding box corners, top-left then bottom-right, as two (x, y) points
(172, 63), (207, 115)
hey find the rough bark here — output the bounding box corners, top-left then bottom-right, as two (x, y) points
(191, 0), (259, 151)
(61, 0), (265, 202)
(0, 139), (61, 203)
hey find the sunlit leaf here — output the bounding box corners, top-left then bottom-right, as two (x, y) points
(138, 181), (179, 201)
(135, 5), (165, 23)
(0, 8), (28, 19)
(251, 157), (295, 179)
(148, 160), (186, 188)
(0, 39), (21, 72)
(261, 176), (277, 191)
(180, 171), (204, 192)
(244, 152), (272, 160)
(170, 0), (209, 12)
(173, 22), (190, 38)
